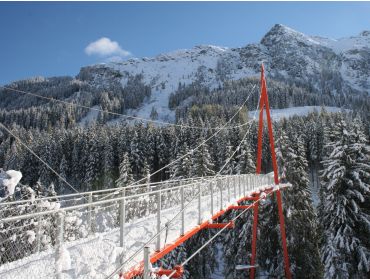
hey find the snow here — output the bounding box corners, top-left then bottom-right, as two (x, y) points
(107, 45), (258, 122)
(249, 106), (348, 121)
(26, 231), (36, 244)
(76, 26), (369, 126)
(211, 242), (225, 279)
(313, 33), (370, 54)
(0, 180), (276, 279)
(0, 170), (22, 197)
(78, 105), (100, 127)
(56, 246), (71, 272)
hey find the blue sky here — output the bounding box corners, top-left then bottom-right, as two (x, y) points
(0, 1), (369, 84)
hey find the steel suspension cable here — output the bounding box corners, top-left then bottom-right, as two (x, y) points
(0, 84), (255, 208)
(0, 122), (88, 202)
(98, 84), (256, 202)
(167, 188), (276, 279)
(107, 95), (261, 278)
(0, 85), (256, 130)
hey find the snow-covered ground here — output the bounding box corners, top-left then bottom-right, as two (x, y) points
(78, 105), (100, 127)
(249, 106), (348, 121)
(94, 25), (368, 123)
(105, 45), (258, 122)
(95, 105), (347, 128)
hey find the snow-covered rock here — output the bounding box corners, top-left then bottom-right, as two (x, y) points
(2, 24), (368, 124)
(77, 24), (368, 122)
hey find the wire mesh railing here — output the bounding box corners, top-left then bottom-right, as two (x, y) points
(0, 173), (273, 279)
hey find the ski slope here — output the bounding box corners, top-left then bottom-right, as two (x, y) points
(249, 106), (347, 121)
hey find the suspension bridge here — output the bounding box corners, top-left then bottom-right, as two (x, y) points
(0, 65), (293, 279)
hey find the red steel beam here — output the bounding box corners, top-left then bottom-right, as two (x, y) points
(256, 65), (266, 175)
(123, 209), (227, 279)
(156, 265), (184, 279)
(262, 72), (279, 186)
(122, 184), (289, 279)
(206, 221), (235, 229)
(229, 205), (252, 210)
(123, 192), (269, 279)
(252, 64), (292, 279)
(276, 190), (292, 279)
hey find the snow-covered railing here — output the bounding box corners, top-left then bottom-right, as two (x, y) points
(0, 176), (216, 208)
(0, 174), (273, 279)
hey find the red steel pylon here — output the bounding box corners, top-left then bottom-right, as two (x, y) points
(250, 64), (292, 279)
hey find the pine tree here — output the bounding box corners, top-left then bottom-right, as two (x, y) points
(192, 139), (215, 177)
(276, 131), (323, 278)
(237, 140), (255, 174)
(102, 136), (114, 189)
(320, 117), (370, 278)
(185, 230), (216, 278)
(223, 206), (254, 278)
(222, 141), (237, 175)
(116, 152), (134, 189)
(259, 193), (284, 278)
(58, 154), (68, 194)
(170, 144), (193, 179)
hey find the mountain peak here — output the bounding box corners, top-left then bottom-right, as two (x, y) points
(360, 30), (370, 37)
(265, 24), (301, 37)
(270, 23), (297, 33)
(261, 24), (319, 47)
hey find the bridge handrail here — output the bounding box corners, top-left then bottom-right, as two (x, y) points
(0, 175), (216, 206)
(0, 174), (270, 223)
(0, 173), (273, 277)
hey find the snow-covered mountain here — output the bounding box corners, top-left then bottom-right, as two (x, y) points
(77, 24), (369, 121)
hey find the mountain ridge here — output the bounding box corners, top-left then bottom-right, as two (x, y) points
(2, 24), (369, 123)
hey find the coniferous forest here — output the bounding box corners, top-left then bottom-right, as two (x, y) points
(1, 3), (370, 277)
(0, 73), (369, 278)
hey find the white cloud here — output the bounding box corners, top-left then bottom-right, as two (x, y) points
(85, 37), (130, 57)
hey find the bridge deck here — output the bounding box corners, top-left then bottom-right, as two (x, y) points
(0, 174), (277, 279)
(123, 184), (289, 279)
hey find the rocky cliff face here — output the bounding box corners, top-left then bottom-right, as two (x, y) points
(4, 24), (369, 122)
(78, 24), (367, 120)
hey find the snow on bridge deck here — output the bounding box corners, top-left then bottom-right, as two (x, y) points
(0, 174), (277, 279)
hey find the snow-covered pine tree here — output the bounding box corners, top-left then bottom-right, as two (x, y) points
(154, 244), (189, 279)
(222, 204), (254, 278)
(102, 135), (115, 189)
(130, 129), (144, 179)
(4, 140), (20, 170)
(185, 230), (216, 278)
(320, 117), (370, 278)
(142, 160), (150, 182)
(275, 130), (323, 278)
(258, 188), (284, 278)
(58, 154), (68, 194)
(192, 139), (215, 177)
(38, 138), (53, 188)
(170, 144), (193, 179)
(116, 152), (134, 191)
(236, 140), (255, 174)
(222, 141), (237, 175)
(83, 129), (100, 191)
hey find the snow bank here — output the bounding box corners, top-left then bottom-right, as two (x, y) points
(0, 169), (22, 197)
